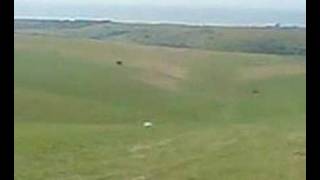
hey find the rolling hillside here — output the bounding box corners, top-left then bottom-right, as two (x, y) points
(14, 33), (305, 180)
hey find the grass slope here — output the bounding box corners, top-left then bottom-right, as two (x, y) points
(14, 34), (305, 180)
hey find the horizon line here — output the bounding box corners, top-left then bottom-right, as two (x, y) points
(14, 16), (306, 28)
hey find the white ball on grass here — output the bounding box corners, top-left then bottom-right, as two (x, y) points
(143, 122), (153, 128)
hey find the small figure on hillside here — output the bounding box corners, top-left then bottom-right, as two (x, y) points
(252, 89), (260, 95)
(143, 121), (153, 128)
(116, 61), (123, 65)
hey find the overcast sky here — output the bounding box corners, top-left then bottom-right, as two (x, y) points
(15, 0), (306, 11)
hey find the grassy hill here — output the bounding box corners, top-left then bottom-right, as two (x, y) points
(14, 34), (305, 180)
(14, 19), (306, 55)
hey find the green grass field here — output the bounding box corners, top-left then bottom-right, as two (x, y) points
(14, 26), (305, 180)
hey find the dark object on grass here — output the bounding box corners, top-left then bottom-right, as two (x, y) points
(293, 150), (306, 157)
(116, 61), (123, 65)
(252, 89), (260, 94)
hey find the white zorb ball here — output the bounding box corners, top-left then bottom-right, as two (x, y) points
(143, 122), (153, 128)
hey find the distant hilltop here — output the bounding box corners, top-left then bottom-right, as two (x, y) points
(14, 18), (306, 56)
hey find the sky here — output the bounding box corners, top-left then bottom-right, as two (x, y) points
(15, 0), (306, 11)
